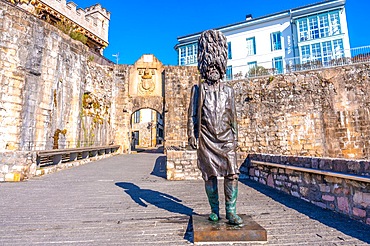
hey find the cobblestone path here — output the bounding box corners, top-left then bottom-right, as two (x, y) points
(0, 152), (369, 245)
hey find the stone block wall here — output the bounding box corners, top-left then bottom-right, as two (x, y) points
(242, 154), (370, 177)
(166, 147), (248, 181)
(233, 65), (370, 159)
(0, 1), (127, 151)
(163, 66), (200, 147)
(0, 151), (37, 181)
(15, 0), (110, 43)
(165, 147), (201, 180)
(0, 1), (131, 179)
(164, 63), (370, 161)
(242, 154), (370, 225)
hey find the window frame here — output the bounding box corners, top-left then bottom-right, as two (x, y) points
(226, 65), (233, 80)
(227, 42), (232, 59)
(271, 32), (282, 51)
(273, 56), (283, 74)
(246, 37), (256, 56)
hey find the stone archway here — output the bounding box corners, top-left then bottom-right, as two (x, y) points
(127, 55), (165, 150)
(129, 108), (164, 149)
(128, 54), (164, 112)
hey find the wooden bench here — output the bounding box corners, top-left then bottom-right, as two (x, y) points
(36, 145), (120, 166)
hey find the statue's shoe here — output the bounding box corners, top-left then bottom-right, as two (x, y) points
(226, 213), (243, 225)
(208, 212), (219, 222)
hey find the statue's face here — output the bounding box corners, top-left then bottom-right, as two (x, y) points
(206, 64), (220, 82)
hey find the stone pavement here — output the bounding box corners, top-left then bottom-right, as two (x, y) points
(0, 151), (369, 246)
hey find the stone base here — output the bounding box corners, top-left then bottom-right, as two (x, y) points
(192, 214), (267, 244)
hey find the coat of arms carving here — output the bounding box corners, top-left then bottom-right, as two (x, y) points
(138, 68), (155, 94)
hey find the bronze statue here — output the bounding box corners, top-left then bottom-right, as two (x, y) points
(188, 29), (243, 225)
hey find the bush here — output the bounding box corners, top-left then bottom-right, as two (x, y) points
(248, 66), (268, 77)
(55, 20), (88, 44)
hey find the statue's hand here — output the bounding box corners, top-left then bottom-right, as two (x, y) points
(189, 136), (197, 149)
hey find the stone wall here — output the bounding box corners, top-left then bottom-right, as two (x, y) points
(242, 154), (370, 225)
(0, 1), (131, 179)
(0, 1), (127, 151)
(15, 0), (110, 44)
(163, 63), (370, 161)
(165, 147), (201, 180)
(163, 66), (199, 147)
(165, 148), (248, 181)
(0, 151), (36, 181)
(233, 65), (370, 159)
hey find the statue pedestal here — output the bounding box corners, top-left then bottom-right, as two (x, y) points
(192, 214), (267, 243)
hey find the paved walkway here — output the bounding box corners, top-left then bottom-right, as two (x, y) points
(0, 151), (369, 245)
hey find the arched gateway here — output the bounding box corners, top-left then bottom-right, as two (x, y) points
(126, 55), (164, 150)
(115, 54), (200, 153)
(129, 55), (164, 114)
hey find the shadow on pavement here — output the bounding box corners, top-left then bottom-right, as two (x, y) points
(115, 182), (194, 216)
(240, 179), (370, 244)
(134, 146), (164, 154)
(151, 156), (167, 179)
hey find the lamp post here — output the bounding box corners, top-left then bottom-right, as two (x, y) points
(147, 122), (153, 147)
(112, 52), (119, 64)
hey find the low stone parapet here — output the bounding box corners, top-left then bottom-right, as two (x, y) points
(165, 146), (249, 181)
(165, 147), (201, 180)
(0, 151), (37, 182)
(241, 154), (370, 225)
(0, 145), (120, 182)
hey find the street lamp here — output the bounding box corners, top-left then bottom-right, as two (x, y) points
(112, 52), (119, 64)
(147, 122), (153, 147)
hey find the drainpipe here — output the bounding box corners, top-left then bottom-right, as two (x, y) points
(289, 10), (297, 65)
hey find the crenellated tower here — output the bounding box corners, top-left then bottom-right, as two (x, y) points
(8, 0), (111, 54)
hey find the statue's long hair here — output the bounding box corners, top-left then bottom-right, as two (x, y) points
(197, 30), (228, 80)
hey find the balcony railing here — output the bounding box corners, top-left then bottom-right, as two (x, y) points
(225, 45), (370, 80)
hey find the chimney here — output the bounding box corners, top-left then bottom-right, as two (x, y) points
(246, 14), (252, 21)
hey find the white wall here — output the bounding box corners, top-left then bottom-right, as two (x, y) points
(225, 16), (291, 77)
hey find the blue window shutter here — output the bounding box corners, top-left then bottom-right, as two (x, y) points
(228, 42), (232, 59)
(253, 37), (256, 54)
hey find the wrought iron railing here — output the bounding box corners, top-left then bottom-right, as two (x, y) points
(226, 45), (370, 80)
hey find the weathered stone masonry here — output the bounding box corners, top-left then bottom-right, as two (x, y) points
(0, 1), (131, 180)
(233, 66), (370, 159)
(242, 154), (370, 225)
(1, 0), (369, 226)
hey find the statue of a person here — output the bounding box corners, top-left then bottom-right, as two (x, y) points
(187, 30), (243, 225)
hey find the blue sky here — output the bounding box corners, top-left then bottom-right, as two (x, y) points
(76, 0), (368, 65)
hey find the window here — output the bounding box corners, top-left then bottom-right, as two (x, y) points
(180, 47), (186, 65)
(298, 19), (309, 41)
(271, 32), (282, 51)
(178, 43), (198, 65)
(297, 11), (342, 42)
(227, 42), (232, 59)
(309, 16), (319, 40)
(333, 39), (344, 58)
(247, 61), (257, 76)
(300, 39), (344, 65)
(226, 66), (233, 80)
(187, 46), (193, 56)
(322, 41), (332, 65)
(301, 45), (310, 63)
(273, 57), (283, 74)
(311, 43), (322, 62)
(319, 14), (329, 38)
(330, 12), (341, 35)
(246, 37), (256, 55)
(133, 110), (140, 124)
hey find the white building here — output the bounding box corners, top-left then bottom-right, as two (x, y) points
(175, 0), (350, 79)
